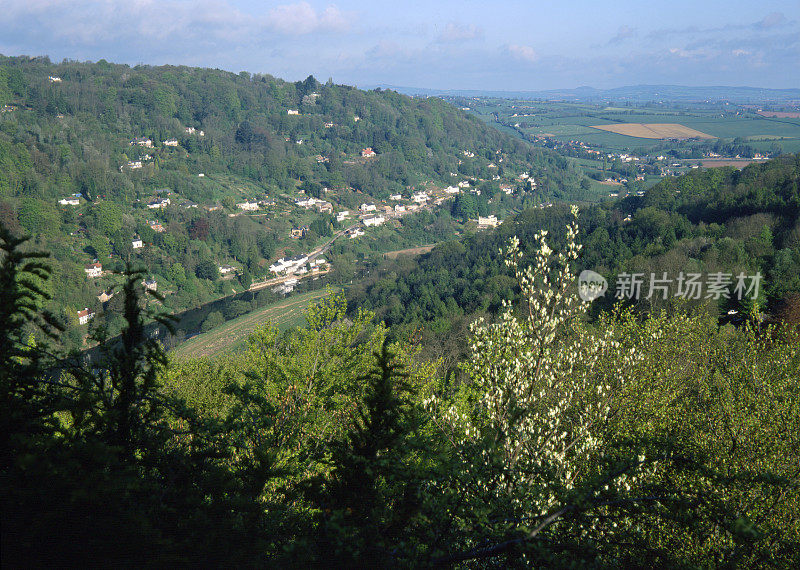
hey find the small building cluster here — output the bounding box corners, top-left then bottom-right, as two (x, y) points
(269, 254), (309, 275)
(84, 262), (102, 278)
(237, 201), (259, 211)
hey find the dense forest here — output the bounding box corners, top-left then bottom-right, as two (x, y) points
(0, 55), (586, 348)
(3, 204), (799, 566)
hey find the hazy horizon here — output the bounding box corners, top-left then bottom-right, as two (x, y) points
(1, 1), (798, 92)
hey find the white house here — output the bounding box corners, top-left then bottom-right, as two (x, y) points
(287, 109), (299, 115)
(49, 76), (62, 83)
(394, 204), (406, 213)
(184, 126), (196, 134)
(132, 238), (144, 249)
(349, 228), (365, 239)
(457, 180), (471, 188)
(389, 194), (403, 201)
(360, 203), (377, 212)
(163, 138), (179, 147)
(336, 211), (350, 222)
(269, 254), (309, 275)
(361, 148), (376, 158)
(218, 265), (236, 275)
(142, 278), (157, 292)
(147, 198), (170, 209)
(411, 192), (428, 203)
(364, 216), (385, 227)
(59, 197), (80, 206)
(477, 215), (500, 229)
(269, 258), (292, 274)
(296, 197), (320, 209)
(237, 201), (259, 211)
(444, 186), (460, 194)
(127, 161), (143, 169)
(84, 263), (102, 278)
(131, 137), (153, 148)
(77, 308), (94, 325)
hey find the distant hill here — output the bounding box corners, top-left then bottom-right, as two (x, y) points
(376, 83), (800, 105)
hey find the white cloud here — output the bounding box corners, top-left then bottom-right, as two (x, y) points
(507, 44), (537, 63)
(267, 2), (348, 35)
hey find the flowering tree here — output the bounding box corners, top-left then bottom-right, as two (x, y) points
(426, 207), (645, 562)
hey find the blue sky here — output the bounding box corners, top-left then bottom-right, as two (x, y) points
(1, 1), (798, 90)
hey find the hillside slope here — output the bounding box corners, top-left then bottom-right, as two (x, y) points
(0, 55), (583, 347)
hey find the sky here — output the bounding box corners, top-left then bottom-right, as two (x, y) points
(1, 1), (798, 91)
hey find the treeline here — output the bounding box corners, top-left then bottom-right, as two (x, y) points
(3, 220), (799, 567)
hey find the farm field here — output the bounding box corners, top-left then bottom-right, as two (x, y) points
(170, 288), (334, 359)
(460, 97), (800, 154)
(589, 123), (715, 139)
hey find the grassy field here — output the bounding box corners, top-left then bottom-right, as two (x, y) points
(170, 288), (334, 359)
(383, 245), (435, 259)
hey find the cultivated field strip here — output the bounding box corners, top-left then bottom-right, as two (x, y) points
(589, 123), (715, 139)
(171, 289), (333, 359)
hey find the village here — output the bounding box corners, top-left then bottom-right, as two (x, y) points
(64, 137), (534, 323)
